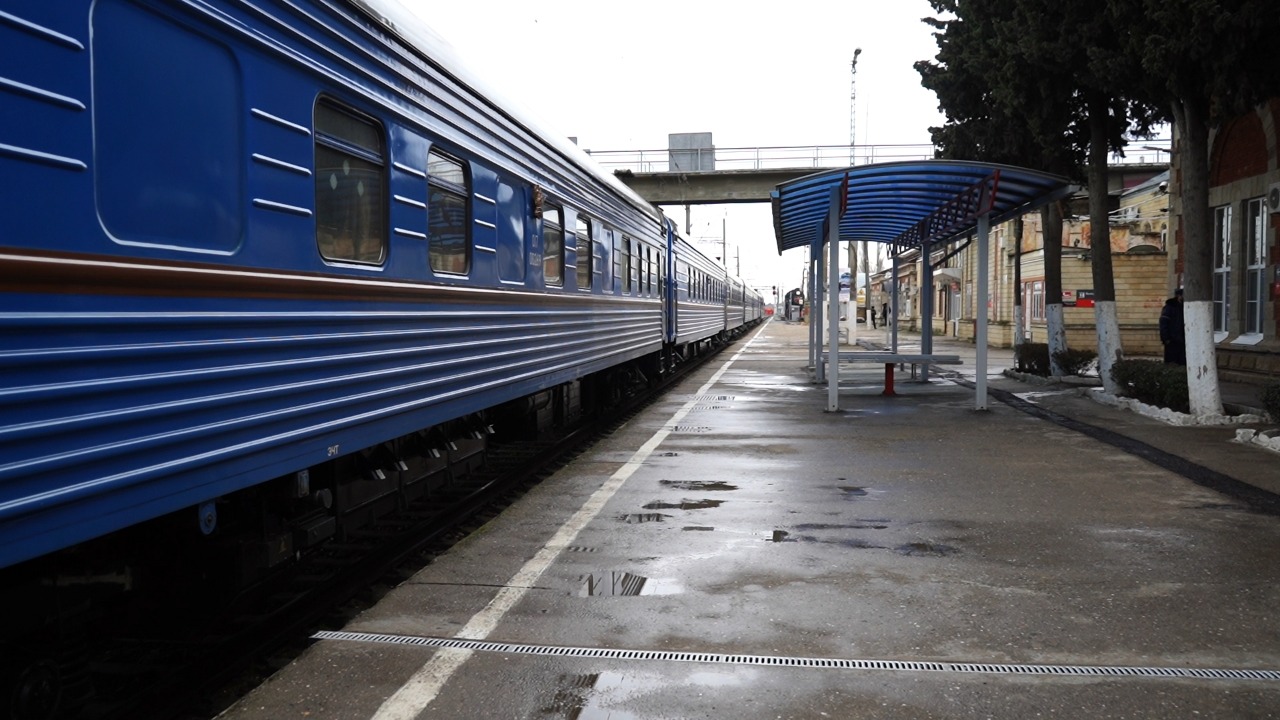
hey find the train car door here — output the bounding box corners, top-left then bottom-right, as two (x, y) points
(663, 219), (677, 343)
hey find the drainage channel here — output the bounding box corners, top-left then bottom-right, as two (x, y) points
(312, 631), (1280, 682)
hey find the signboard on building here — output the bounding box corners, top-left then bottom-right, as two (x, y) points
(1076, 289), (1095, 308)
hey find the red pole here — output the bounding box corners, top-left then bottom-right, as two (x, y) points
(883, 363), (896, 396)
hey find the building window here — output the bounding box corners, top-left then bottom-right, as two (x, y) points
(1026, 280), (1045, 323)
(1244, 197), (1266, 335)
(1212, 204), (1231, 333)
(315, 99), (386, 264)
(428, 149), (469, 275)
(542, 202), (564, 287)
(576, 215), (592, 291)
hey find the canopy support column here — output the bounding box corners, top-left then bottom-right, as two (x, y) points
(921, 240), (933, 382)
(975, 212), (990, 410)
(891, 249), (900, 353)
(812, 241), (825, 381)
(826, 188), (841, 411)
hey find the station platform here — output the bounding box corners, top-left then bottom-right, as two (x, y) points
(220, 319), (1280, 719)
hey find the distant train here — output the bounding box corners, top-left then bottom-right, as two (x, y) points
(0, 0), (760, 671)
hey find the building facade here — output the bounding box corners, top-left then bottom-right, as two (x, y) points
(1169, 99), (1280, 383)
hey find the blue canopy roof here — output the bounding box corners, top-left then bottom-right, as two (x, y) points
(771, 160), (1077, 254)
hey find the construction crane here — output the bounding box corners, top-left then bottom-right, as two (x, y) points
(848, 48), (861, 165)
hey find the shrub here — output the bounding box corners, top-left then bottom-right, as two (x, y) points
(1052, 348), (1098, 376)
(1261, 381), (1280, 423)
(1110, 359), (1189, 413)
(1014, 342), (1050, 376)
(1014, 343), (1097, 377)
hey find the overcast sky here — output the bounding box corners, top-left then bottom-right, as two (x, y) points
(398, 0), (948, 296)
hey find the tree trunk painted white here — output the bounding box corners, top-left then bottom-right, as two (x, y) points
(1013, 305), (1025, 347)
(1172, 103), (1224, 419)
(1093, 300), (1122, 394)
(1184, 300), (1224, 417)
(1046, 303), (1067, 377)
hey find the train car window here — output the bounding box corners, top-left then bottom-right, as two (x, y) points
(542, 203), (564, 287)
(576, 216), (592, 291)
(315, 100), (387, 264)
(426, 149), (470, 274)
(621, 236), (632, 294)
(646, 247), (654, 294)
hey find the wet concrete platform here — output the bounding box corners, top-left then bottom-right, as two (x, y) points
(220, 320), (1280, 719)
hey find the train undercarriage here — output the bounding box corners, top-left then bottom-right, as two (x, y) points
(0, 331), (755, 720)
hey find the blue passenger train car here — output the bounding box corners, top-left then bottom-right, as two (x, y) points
(0, 0), (761, 684)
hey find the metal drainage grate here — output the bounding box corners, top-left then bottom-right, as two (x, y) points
(312, 631), (1280, 682)
(669, 426), (712, 433)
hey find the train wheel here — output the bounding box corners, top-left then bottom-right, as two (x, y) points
(3, 639), (92, 720)
(6, 658), (60, 720)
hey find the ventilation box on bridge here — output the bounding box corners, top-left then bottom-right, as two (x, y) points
(669, 132), (715, 172)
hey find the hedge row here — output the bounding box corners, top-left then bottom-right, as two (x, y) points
(1262, 382), (1280, 422)
(1013, 343), (1097, 377)
(1109, 359), (1189, 414)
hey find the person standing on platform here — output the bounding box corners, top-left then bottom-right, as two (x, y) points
(1159, 288), (1185, 365)
(869, 306), (877, 329)
(881, 302), (890, 329)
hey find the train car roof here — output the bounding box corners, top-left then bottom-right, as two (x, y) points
(349, 0), (662, 224)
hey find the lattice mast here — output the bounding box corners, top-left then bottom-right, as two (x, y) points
(848, 48), (861, 165)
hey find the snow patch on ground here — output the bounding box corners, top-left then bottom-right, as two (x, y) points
(1083, 387), (1268, 427)
(1234, 429), (1280, 455)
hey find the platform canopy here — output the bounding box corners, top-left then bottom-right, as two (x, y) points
(771, 160), (1076, 253)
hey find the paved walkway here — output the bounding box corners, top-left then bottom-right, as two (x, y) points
(221, 318), (1280, 719)
(837, 322), (1266, 412)
(815, 320), (1279, 499)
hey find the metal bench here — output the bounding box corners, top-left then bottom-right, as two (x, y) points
(819, 352), (962, 395)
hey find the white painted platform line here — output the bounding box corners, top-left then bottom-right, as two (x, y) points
(369, 327), (767, 720)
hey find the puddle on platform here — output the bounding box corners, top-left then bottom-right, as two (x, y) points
(1189, 502), (1256, 513)
(619, 513), (670, 524)
(819, 537), (885, 549)
(542, 671), (745, 719)
(682, 526), (715, 532)
(579, 572), (683, 597)
(660, 480), (739, 492)
(793, 522), (889, 531)
(643, 499), (724, 511)
(896, 541), (960, 557)
(776, 533), (884, 549)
